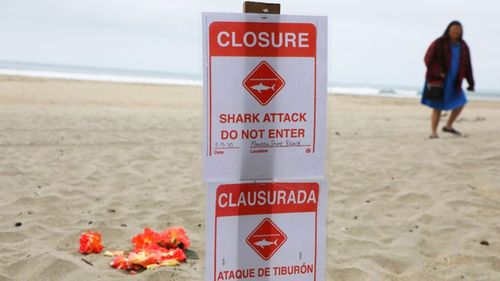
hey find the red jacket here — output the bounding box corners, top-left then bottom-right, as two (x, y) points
(424, 38), (475, 91)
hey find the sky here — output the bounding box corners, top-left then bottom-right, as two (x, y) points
(0, 0), (499, 90)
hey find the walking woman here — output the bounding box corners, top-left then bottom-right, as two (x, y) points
(421, 21), (475, 138)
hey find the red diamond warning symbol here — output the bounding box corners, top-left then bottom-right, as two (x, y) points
(242, 61), (285, 106)
(246, 218), (287, 260)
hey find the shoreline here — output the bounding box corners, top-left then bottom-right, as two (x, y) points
(1, 73), (498, 103)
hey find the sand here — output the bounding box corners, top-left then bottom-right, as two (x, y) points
(0, 75), (499, 281)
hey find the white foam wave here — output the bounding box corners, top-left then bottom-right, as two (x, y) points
(328, 86), (420, 99)
(0, 68), (202, 86)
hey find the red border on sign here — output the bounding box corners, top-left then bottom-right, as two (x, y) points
(207, 21), (318, 156)
(213, 182), (319, 281)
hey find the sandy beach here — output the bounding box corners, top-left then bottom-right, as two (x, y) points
(0, 75), (499, 281)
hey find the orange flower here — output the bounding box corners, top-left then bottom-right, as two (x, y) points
(126, 245), (186, 269)
(79, 231), (104, 254)
(128, 245), (165, 267)
(110, 255), (129, 270)
(107, 227), (192, 273)
(159, 227), (190, 250)
(163, 248), (186, 262)
(131, 228), (160, 250)
(127, 250), (159, 268)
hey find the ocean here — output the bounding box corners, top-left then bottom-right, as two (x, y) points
(1, 60), (499, 101)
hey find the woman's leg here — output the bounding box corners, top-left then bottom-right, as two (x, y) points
(431, 109), (441, 138)
(445, 106), (464, 129)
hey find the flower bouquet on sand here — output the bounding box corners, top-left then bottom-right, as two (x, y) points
(79, 227), (197, 274)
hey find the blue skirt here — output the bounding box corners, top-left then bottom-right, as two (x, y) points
(421, 82), (467, 110)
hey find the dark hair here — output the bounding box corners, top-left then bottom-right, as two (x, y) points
(442, 21), (463, 40)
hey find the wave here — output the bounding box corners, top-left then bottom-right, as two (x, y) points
(1, 60), (498, 101)
(328, 86), (419, 99)
(0, 60), (202, 86)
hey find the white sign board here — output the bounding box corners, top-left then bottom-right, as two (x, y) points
(202, 13), (328, 181)
(205, 181), (328, 281)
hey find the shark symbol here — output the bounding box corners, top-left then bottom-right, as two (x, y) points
(253, 239), (278, 249)
(250, 82), (275, 93)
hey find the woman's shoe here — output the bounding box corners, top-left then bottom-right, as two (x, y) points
(442, 127), (461, 136)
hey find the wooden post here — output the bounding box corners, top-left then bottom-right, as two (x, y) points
(243, 1), (280, 14)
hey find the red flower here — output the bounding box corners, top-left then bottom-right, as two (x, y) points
(107, 227), (192, 273)
(159, 227), (190, 249)
(131, 228), (161, 250)
(79, 231), (104, 254)
(110, 255), (129, 270)
(163, 248), (186, 262)
(127, 249), (161, 268)
(125, 245), (187, 269)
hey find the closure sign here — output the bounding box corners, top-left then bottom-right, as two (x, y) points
(205, 182), (327, 281)
(202, 13), (328, 281)
(203, 13), (327, 181)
